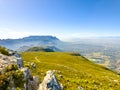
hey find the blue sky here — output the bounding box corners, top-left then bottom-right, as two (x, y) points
(0, 0), (120, 40)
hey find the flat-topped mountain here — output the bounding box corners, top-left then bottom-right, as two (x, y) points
(0, 36), (62, 50)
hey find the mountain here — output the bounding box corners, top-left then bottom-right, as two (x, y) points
(22, 52), (120, 89)
(0, 36), (62, 50)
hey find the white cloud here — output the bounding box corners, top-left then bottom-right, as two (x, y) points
(0, 28), (38, 39)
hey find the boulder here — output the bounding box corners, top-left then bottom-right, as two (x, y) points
(38, 70), (63, 90)
(78, 86), (84, 90)
(33, 75), (41, 89)
(21, 67), (32, 80)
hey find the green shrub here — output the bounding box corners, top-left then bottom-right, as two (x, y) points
(0, 46), (9, 56)
(3, 64), (18, 72)
(0, 74), (9, 90)
(1, 64), (25, 89)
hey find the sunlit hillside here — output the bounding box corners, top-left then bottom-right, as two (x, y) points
(22, 52), (120, 90)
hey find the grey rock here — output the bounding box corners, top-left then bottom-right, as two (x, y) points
(78, 86), (84, 90)
(38, 70), (63, 90)
(33, 76), (41, 89)
(21, 67), (32, 80)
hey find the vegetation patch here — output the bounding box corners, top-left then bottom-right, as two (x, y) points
(0, 64), (25, 90)
(0, 46), (9, 56)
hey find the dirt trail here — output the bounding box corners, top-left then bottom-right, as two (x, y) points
(34, 56), (78, 72)
(35, 56), (41, 62)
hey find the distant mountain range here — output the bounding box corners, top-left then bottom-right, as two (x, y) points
(0, 36), (63, 50)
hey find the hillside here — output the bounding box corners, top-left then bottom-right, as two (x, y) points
(62, 38), (120, 73)
(22, 52), (120, 90)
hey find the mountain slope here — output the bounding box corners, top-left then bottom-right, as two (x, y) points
(22, 52), (120, 90)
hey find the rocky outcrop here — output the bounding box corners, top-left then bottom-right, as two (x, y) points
(38, 70), (63, 90)
(0, 51), (24, 73)
(33, 76), (40, 89)
(21, 68), (41, 90)
(21, 68), (32, 80)
(0, 54), (16, 72)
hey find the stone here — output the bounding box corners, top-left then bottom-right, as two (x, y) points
(33, 75), (40, 89)
(78, 86), (84, 90)
(21, 67), (32, 80)
(17, 57), (24, 68)
(31, 63), (36, 68)
(38, 70), (63, 90)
